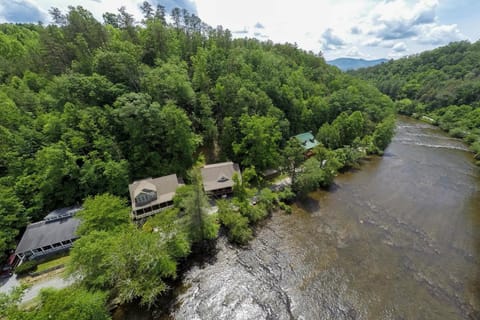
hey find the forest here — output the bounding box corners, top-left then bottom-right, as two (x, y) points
(0, 4), (395, 317)
(351, 41), (480, 164)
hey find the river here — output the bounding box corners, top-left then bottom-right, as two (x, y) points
(118, 117), (480, 319)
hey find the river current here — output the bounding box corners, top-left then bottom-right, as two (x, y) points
(119, 117), (480, 319)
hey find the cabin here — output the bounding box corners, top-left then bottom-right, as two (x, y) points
(201, 162), (241, 197)
(129, 174), (183, 220)
(294, 132), (320, 157)
(14, 206), (82, 264)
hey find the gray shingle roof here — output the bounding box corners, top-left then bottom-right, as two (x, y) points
(44, 206), (82, 221)
(15, 215), (81, 255)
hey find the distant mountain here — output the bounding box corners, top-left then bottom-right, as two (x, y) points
(327, 58), (388, 71)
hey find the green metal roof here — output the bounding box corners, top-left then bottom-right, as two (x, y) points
(294, 132), (319, 150)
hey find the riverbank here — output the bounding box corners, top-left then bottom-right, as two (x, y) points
(127, 117), (480, 320)
(411, 112), (480, 165)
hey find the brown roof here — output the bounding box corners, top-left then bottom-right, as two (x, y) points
(128, 174), (183, 211)
(201, 162), (240, 192)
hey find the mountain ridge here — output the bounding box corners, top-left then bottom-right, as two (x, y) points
(327, 57), (388, 71)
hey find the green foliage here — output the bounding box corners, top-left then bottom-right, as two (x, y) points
(352, 40), (480, 109)
(14, 260), (38, 275)
(353, 40), (480, 161)
(372, 116), (396, 153)
(27, 286), (110, 320)
(0, 185), (25, 257)
(282, 137), (305, 186)
(292, 145), (343, 197)
(176, 169), (219, 243)
(293, 158), (325, 197)
(0, 284), (27, 320)
(277, 186), (296, 203)
(233, 115), (282, 171)
(257, 188), (279, 213)
(68, 227), (179, 307)
(76, 193), (130, 236)
(0, 6), (395, 265)
(144, 211), (191, 259)
(236, 200), (268, 224)
(232, 169), (256, 202)
(217, 200), (252, 245)
(141, 59), (195, 106)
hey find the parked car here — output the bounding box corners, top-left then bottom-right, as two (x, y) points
(0, 265), (13, 278)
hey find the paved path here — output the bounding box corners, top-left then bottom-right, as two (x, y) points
(21, 276), (74, 302)
(0, 273), (74, 303)
(0, 274), (20, 295)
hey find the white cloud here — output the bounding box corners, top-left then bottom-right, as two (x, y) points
(416, 23), (465, 45)
(345, 46), (371, 58)
(365, 0), (439, 40)
(392, 42), (407, 52)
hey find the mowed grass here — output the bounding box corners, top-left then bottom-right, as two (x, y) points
(36, 255), (70, 272)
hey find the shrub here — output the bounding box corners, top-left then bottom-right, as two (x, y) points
(15, 260), (38, 275)
(217, 200), (253, 245)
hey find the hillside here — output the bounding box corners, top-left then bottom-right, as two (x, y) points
(327, 57), (388, 71)
(351, 41), (480, 162)
(0, 5), (397, 314)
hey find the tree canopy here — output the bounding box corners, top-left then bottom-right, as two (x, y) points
(0, 5), (396, 314)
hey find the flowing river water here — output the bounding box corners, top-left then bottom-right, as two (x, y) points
(118, 116), (480, 319)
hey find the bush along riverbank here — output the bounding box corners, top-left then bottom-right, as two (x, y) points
(350, 41), (480, 165)
(0, 4), (397, 317)
(411, 106), (480, 165)
(1, 126), (398, 318)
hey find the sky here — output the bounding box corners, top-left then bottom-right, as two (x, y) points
(1, 0), (479, 60)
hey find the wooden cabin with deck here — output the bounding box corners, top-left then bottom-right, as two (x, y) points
(129, 174), (183, 220)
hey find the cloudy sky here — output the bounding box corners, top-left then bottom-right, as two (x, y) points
(1, 0), (479, 60)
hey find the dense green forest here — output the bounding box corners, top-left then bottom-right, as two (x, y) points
(0, 4), (395, 316)
(351, 41), (480, 163)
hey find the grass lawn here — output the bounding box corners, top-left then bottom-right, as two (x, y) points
(36, 255), (70, 273)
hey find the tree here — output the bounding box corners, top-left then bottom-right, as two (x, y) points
(176, 169), (219, 244)
(317, 122), (341, 149)
(76, 194), (130, 236)
(0, 285), (27, 320)
(282, 137), (305, 186)
(191, 47), (210, 92)
(140, 1), (154, 21)
(373, 116), (396, 152)
(217, 200), (252, 245)
(27, 287), (110, 320)
(293, 158), (324, 198)
(102, 12), (119, 27)
(0, 186), (26, 258)
(158, 103), (202, 174)
(26, 142), (80, 212)
(233, 115), (282, 171)
(68, 227), (180, 307)
(93, 49), (140, 90)
(49, 7), (66, 26)
(0, 286), (109, 320)
(141, 59), (195, 107)
(154, 5), (166, 24)
(232, 168), (256, 203)
(112, 94), (200, 177)
(142, 208), (191, 259)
